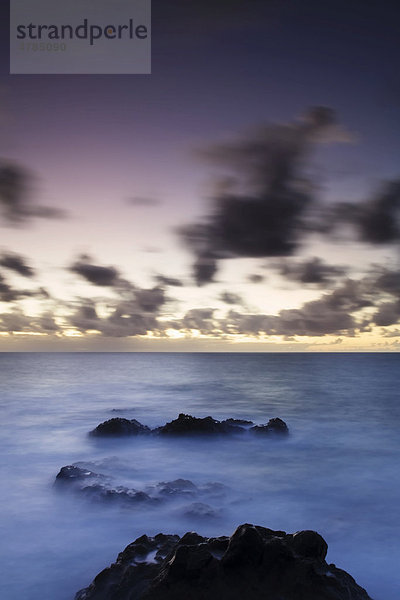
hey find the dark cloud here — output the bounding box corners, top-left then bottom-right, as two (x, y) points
(70, 256), (120, 286)
(0, 251), (35, 277)
(373, 301), (400, 327)
(155, 275), (183, 287)
(371, 267), (400, 297)
(247, 274), (264, 283)
(271, 257), (348, 286)
(0, 161), (65, 225)
(219, 291), (244, 305)
(181, 107), (341, 284)
(335, 180), (400, 244)
(134, 286), (166, 312)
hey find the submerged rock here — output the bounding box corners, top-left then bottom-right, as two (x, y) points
(182, 502), (221, 520)
(75, 523), (372, 600)
(55, 465), (156, 506)
(54, 466), (226, 513)
(90, 418), (151, 437)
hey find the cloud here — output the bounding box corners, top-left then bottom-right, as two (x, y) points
(0, 251), (34, 277)
(220, 278), (378, 337)
(181, 107), (344, 284)
(247, 274), (264, 283)
(0, 308), (59, 334)
(155, 275), (183, 287)
(179, 308), (217, 334)
(0, 273), (41, 302)
(69, 256), (120, 286)
(0, 161), (65, 225)
(334, 180), (400, 244)
(219, 291), (244, 305)
(373, 301), (400, 327)
(0, 274), (20, 302)
(68, 282), (167, 337)
(134, 286), (166, 312)
(271, 257), (348, 287)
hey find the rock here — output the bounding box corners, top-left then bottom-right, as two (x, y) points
(55, 467), (225, 514)
(55, 465), (102, 483)
(222, 418), (254, 426)
(55, 465), (157, 507)
(250, 417), (289, 435)
(75, 523), (373, 600)
(90, 418), (151, 437)
(90, 414), (288, 438)
(291, 529), (328, 560)
(158, 413), (245, 435)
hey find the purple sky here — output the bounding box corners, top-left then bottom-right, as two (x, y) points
(1, 0), (400, 350)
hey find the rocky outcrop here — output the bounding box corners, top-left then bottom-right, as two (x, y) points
(75, 523), (372, 600)
(90, 414), (288, 437)
(90, 418), (151, 437)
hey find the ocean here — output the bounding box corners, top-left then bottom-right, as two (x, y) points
(0, 352), (399, 600)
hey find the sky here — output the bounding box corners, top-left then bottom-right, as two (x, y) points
(0, 0), (400, 351)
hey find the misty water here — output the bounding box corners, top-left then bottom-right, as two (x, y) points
(0, 352), (399, 600)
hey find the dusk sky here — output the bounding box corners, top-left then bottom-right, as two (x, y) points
(1, 0), (399, 351)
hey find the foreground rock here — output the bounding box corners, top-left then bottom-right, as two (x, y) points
(75, 523), (372, 600)
(90, 414), (288, 437)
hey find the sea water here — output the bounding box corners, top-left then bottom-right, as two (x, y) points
(0, 352), (399, 600)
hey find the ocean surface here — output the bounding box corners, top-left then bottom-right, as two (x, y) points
(0, 352), (399, 600)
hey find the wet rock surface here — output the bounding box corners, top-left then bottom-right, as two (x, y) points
(90, 414), (288, 437)
(75, 523), (372, 600)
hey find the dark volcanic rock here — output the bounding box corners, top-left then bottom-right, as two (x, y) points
(75, 523), (372, 600)
(158, 413), (245, 435)
(250, 417), (289, 435)
(90, 414), (288, 438)
(90, 418), (151, 437)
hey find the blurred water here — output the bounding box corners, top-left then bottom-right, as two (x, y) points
(0, 352), (399, 600)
